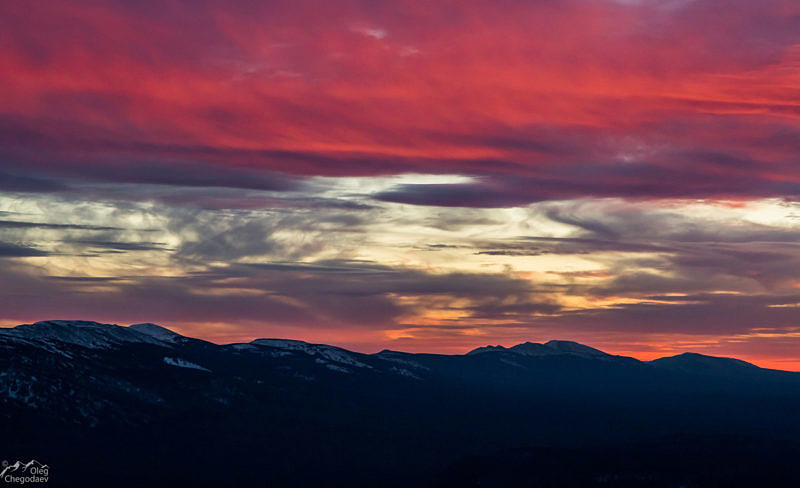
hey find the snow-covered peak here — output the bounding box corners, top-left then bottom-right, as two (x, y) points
(32, 320), (109, 329)
(466, 345), (507, 355)
(129, 323), (183, 342)
(509, 342), (558, 356)
(0, 320), (173, 349)
(250, 338), (371, 369)
(251, 338), (308, 349)
(466, 340), (610, 358)
(543, 340), (609, 357)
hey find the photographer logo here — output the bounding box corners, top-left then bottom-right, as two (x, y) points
(0, 460), (49, 484)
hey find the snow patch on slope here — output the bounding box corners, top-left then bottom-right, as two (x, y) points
(389, 366), (421, 379)
(374, 351), (429, 370)
(129, 323), (183, 343)
(251, 339), (372, 368)
(314, 358), (351, 373)
(163, 357), (210, 372)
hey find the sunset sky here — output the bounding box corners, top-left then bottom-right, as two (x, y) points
(2, 0), (800, 369)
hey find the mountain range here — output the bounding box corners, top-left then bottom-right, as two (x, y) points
(2, 320), (800, 487)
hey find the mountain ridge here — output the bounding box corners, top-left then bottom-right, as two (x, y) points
(2, 319), (800, 487)
(0, 319), (779, 370)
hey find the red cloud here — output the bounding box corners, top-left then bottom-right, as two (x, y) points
(1, 0), (800, 199)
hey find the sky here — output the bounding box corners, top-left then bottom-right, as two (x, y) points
(2, 0), (800, 369)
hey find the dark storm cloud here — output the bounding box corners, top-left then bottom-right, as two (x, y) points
(0, 115), (409, 190)
(373, 156), (800, 208)
(88, 160), (301, 192)
(0, 171), (68, 193)
(0, 157), (301, 193)
(97, 187), (370, 211)
(475, 237), (674, 256)
(466, 301), (562, 320)
(475, 249), (549, 257)
(65, 240), (170, 252)
(245, 261), (394, 274)
(47, 276), (123, 282)
(0, 242), (48, 257)
(0, 220), (125, 231)
(374, 181), (543, 208)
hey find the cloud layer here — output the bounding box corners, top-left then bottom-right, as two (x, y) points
(2, 0), (800, 204)
(2, 0), (800, 368)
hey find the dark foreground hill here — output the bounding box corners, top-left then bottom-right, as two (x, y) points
(2, 320), (800, 487)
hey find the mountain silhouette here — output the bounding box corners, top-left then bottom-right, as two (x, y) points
(1, 320), (799, 487)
